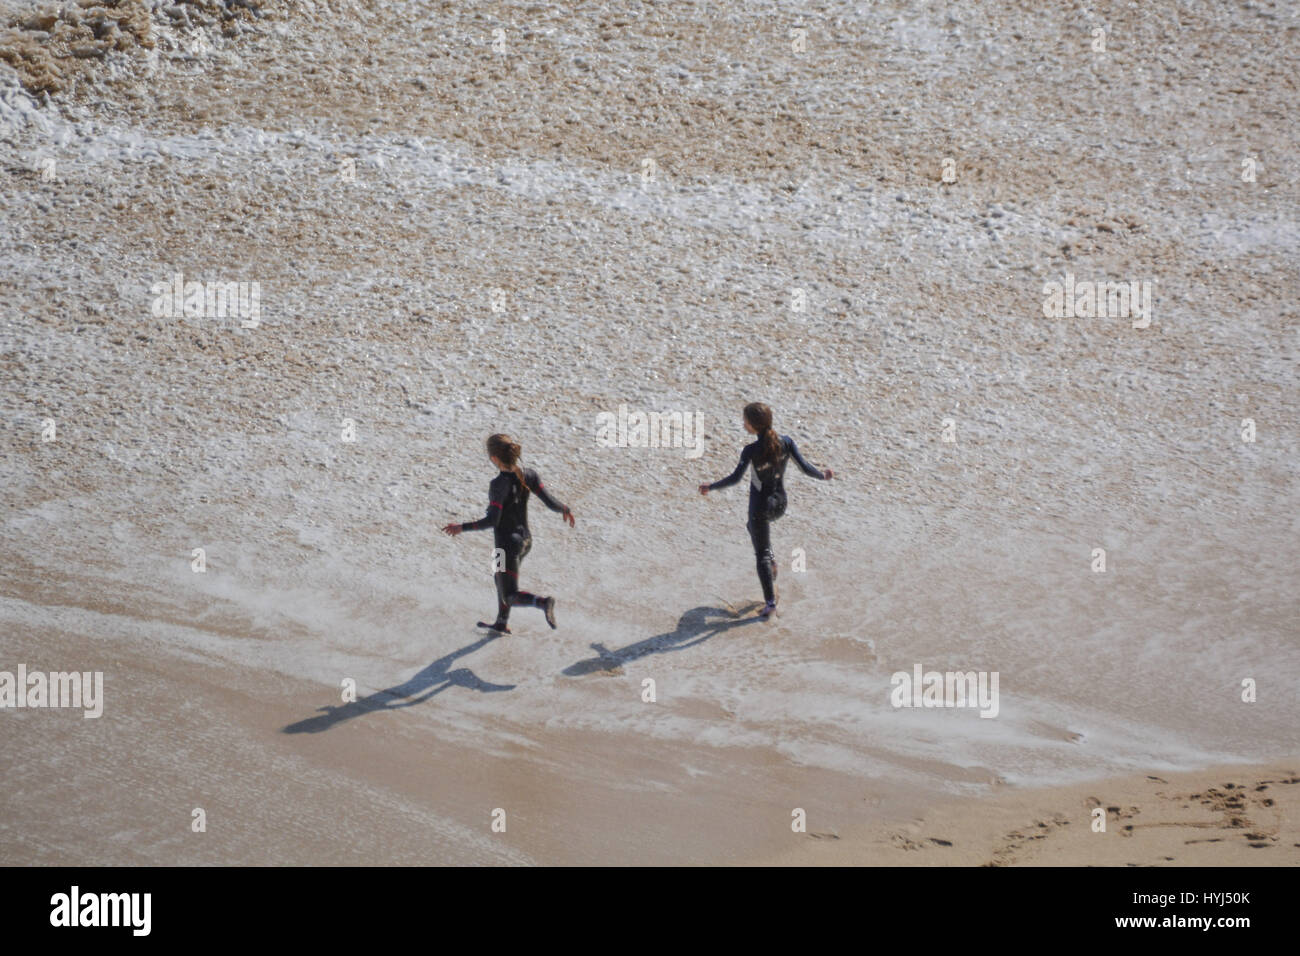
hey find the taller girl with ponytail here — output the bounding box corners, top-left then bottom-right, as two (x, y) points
(443, 433), (575, 633)
(699, 403), (833, 617)
(487, 434), (528, 492)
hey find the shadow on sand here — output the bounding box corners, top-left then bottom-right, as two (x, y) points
(283, 633), (515, 734)
(563, 603), (762, 677)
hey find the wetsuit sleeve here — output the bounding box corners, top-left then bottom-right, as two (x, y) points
(708, 446), (752, 490)
(785, 436), (829, 479)
(458, 476), (506, 531)
(527, 471), (569, 514)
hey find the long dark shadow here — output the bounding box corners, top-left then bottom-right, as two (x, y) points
(563, 604), (762, 676)
(283, 633), (514, 734)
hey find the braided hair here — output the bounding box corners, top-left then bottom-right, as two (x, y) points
(744, 402), (781, 468)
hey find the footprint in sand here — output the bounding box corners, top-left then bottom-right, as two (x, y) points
(889, 833), (954, 850)
(1155, 776), (1289, 848)
(987, 814), (1071, 863)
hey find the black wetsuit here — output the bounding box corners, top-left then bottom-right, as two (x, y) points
(708, 434), (829, 604)
(460, 468), (569, 624)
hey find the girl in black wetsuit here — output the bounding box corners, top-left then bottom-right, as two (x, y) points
(442, 434), (575, 633)
(698, 403), (833, 617)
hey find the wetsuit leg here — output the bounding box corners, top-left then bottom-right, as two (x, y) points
(494, 533), (541, 624)
(746, 493), (777, 604)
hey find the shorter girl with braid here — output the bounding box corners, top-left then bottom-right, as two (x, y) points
(699, 403), (833, 618)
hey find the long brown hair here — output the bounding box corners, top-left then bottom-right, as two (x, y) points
(486, 433), (527, 491)
(744, 402), (781, 467)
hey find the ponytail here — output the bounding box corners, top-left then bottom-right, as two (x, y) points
(744, 402), (782, 467)
(486, 434), (528, 491)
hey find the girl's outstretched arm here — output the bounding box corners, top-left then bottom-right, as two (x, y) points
(699, 446), (752, 495)
(443, 488), (504, 536)
(459, 502), (502, 532)
(786, 437), (833, 480)
(528, 473), (576, 527)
